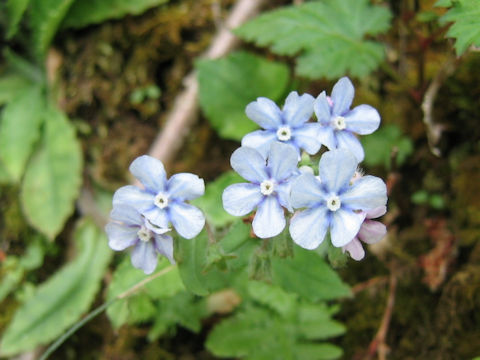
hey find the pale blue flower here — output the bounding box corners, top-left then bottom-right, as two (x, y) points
(314, 77), (380, 162)
(223, 142), (299, 238)
(289, 149), (387, 250)
(106, 205), (174, 274)
(113, 155), (205, 239)
(242, 91), (322, 158)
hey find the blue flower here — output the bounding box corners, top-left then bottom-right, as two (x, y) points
(242, 91), (322, 158)
(223, 142), (299, 238)
(314, 77), (380, 162)
(106, 205), (174, 274)
(113, 155), (205, 239)
(289, 149), (387, 249)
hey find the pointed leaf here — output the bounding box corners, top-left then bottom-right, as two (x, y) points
(6, 0), (31, 38)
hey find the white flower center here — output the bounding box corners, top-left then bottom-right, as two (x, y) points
(276, 126), (292, 141)
(260, 180), (275, 196)
(326, 195), (341, 211)
(137, 225), (152, 242)
(333, 116), (346, 130)
(154, 192), (169, 209)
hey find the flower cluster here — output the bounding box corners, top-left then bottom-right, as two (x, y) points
(223, 77), (387, 259)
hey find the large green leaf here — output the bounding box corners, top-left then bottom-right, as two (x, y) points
(21, 106), (82, 239)
(0, 220), (111, 356)
(0, 86), (44, 181)
(235, 0), (392, 79)
(438, 0), (480, 54)
(196, 51), (289, 140)
(6, 0), (31, 38)
(0, 73), (33, 107)
(63, 0), (169, 28)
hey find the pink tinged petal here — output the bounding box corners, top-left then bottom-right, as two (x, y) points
(345, 104), (381, 135)
(318, 148), (358, 193)
(252, 196), (286, 238)
(223, 183), (263, 216)
(110, 205), (143, 226)
(341, 175), (387, 211)
(331, 77), (355, 116)
(282, 91), (315, 127)
(317, 126), (336, 150)
(267, 142), (299, 181)
(167, 173), (205, 201)
(168, 202), (205, 239)
(290, 173), (325, 209)
(113, 185), (154, 212)
(230, 146), (268, 183)
(289, 206), (329, 250)
(142, 207), (169, 228)
(106, 222), (138, 251)
(241, 129), (277, 159)
(314, 91), (332, 125)
(129, 155), (167, 192)
(358, 220), (387, 244)
(292, 123), (322, 155)
(366, 205), (387, 219)
(335, 130), (365, 162)
(131, 240), (158, 274)
(153, 234), (175, 264)
(245, 97), (283, 129)
(342, 238), (365, 261)
(330, 209), (365, 247)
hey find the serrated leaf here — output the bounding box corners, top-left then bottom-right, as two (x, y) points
(29, 0), (76, 57)
(0, 86), (44, 181)
(438, 0), (480, 54)
(272, 247), (351, 301)
(293, 343), (343, 360)
(0, 220), (111, 356)
(21, 106), (82, 239)
(63, 0), (169, 28)
(247, 281), (297, 317)
(297, 303), (346, 340)
(235, 0), (392, 79)
(6, 0), (31, 38)
(196, 51), (289, 140)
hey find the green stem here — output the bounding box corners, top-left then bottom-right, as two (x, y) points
(39, 265), (176, 360)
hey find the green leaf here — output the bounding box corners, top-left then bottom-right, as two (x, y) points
(438, 0), (480, 54)
(294, 343), (343, 360)
(272, 247), (351, 301)
(6, 0), (31, 38)
(247, 281), (297, 317)
(235, 0), (392, 79)
(29, 0), (76, 57)
(0, 86), (44, 181)
(21, 106), (82, 239)
(196, 51), (289, 140)
(0, 74), (33, 106)
(297, 302), (346, 340)
(0, 220), (111, 356)
(63, 0), (169, 28)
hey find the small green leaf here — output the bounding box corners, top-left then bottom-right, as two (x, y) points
(0, 73), (32, 106)
(247, 281), (297, 317)
(196, 51), (289, 140)
(21, 106), (82, 239)
(0, 86), (44, 181)
(63, 0), (169, 28)
(297, 303), (346, 340)
(6, 0), (31, 38)
(0, 220), (111, 356)
(293, 343), (343, 360)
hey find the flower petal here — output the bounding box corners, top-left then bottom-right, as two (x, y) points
(282, 92), (315, 127)
(267, 142), (299, 181)
(331, 77), (354, 115)
(144, 219), (170, 235)
(358, 220), (387, 244)
(252, 196), (285, 238)
(342, 238), (365, 261)
(245, 97), (283, 129)
(276, 181), (294, 212)
(223, 183), (263, 216)
(230, 146), (268, 183)
(290, 206), (329, 250)
(314, 91), (332, 125)
(341, 175), (387, 211)
(290, 173), (325, 209)
(366, 205), (387, 219)
(241, 129), (277, 158)
(142, 207), (169, 228)
(129, 155), (167, 192)
(131, 240), (158, 274)
(113, 185), (154, 212)
(318, 148), (358, 193)
(105, 222), (138, 251)
(110, 204), (142, 226)
(168, 202), (205, 239)
(330, 209), (365, 247)
(335, 130), (365, 162)
(292, 123), (322, 155)
(153, 234), (175, 264)
(317, 126), (336, 150)
(167, 173), (205, 201)
(345, 104), (380, 135)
